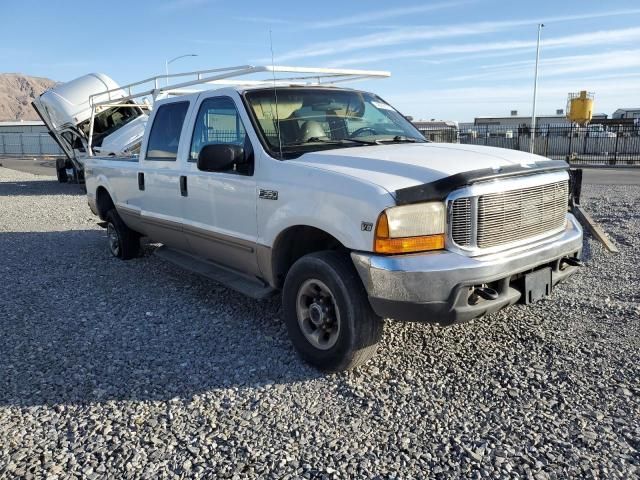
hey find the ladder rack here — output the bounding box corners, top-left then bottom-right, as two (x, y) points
(86, 65), (390, 155)
(88, 65), (390, 108)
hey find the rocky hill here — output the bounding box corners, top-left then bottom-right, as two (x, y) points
(0, 74), (57, 121)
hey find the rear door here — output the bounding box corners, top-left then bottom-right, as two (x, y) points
(139, 100), (191, 250)
(181, 93), (259, 276)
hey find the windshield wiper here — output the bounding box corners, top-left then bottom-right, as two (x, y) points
(377, 135), (423, 143)
(339, 137), (381, 145)
(289, 137), (381, 146)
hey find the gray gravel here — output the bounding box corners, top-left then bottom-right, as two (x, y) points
(0, 167), (638, 479)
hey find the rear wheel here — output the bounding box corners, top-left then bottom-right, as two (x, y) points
(282, 251), (383, 371)
(106, 209), (140, 260)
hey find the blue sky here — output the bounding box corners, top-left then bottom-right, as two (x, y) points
(2, 0), (639, 121)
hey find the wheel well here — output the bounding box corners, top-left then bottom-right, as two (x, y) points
(95, 187), (115, 220)
(271, 226), (345, 289)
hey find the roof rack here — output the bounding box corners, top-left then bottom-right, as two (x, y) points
(88, 65), (390, 108)
(86, 65), (390, 155)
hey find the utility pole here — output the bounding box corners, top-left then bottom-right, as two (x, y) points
(530, 23), (544, 154)
(165, 54), (198, 86)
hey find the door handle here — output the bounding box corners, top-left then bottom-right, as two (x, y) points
(138, 172), (145, 191)
(180, 175), (188, 197)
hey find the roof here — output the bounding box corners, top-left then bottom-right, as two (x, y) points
(475, 114), (566, 120)
(413, 120), (458, 128)
(0, 120), (45, 127)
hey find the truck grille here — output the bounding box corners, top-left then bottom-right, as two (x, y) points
(451, 197), (472, 246)
(450, 180), (568, 251)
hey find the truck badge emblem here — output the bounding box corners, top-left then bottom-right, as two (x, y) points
(361, 222), (373, 232)
(259, 189), (278, 200)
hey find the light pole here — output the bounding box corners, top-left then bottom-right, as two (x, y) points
(529, 23), (544, 153)
(165, 54), (198, 86)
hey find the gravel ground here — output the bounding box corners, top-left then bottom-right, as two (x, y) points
(0, 167), (638, 479)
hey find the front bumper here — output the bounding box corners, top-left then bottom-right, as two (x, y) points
(351, 213), (583, 325)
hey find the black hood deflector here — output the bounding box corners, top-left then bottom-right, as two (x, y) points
(394, 160), (569, 205)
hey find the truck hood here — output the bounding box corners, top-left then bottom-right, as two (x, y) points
(293, 143), (552, 193)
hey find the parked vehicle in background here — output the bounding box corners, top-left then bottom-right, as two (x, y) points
(75, 66), (584, 371)
(32, 73), (149, 183)
(580, 124), (617, 138)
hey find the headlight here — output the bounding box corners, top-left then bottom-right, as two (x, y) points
(374, 202), (445, 254)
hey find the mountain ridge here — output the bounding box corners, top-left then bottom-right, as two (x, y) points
(0, 73), (57, 121)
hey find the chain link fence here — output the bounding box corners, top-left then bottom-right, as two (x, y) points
(0, 133), (63, 156)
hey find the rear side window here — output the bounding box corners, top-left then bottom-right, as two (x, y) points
(146, 102), (189, 160)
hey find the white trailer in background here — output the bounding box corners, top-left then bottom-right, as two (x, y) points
(32, 73), (148, 182)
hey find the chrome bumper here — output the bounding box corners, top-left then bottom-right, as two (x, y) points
(351, 213), (583, 325)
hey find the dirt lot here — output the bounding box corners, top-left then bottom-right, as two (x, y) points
(0, 167), (638, 479)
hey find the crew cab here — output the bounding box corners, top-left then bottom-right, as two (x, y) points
(82, 66), (583, 371)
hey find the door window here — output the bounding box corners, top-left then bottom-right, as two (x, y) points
(145, 101), (189, 160)
(190, 97), (251, 174)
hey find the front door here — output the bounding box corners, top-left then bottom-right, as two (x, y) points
(182, 95), (259, 276)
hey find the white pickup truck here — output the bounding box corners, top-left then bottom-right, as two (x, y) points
(81, 66), (583, 371)
(32, 73), (148, 183)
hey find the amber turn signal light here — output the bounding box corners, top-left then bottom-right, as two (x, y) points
(374, 212), (445, 254)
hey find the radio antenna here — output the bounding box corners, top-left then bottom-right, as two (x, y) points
(269, 30), (284, 160)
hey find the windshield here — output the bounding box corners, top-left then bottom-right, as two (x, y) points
(244, 88), (426, 158)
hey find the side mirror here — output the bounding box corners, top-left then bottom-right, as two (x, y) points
(197, 144), (244, 172)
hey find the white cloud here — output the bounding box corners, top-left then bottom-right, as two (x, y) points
(328, 27), (640, 67)
(231, 16), (296, 25)
(234, 2), (471, 30)
(266, 8), (640, 63)
(310, 1), (473, 29)
(449, 49), (640, 82)
(386, 76), (640, 121)
(158, 0), (211, 13)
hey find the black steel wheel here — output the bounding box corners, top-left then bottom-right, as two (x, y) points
(283, 251), (383, 371)
(105, 209), (140, 260)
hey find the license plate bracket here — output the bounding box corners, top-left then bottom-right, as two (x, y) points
(523, 267), (552, 304)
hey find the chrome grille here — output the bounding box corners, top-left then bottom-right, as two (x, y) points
(451, 198), (472, 246)
(450, 180), (568, 251)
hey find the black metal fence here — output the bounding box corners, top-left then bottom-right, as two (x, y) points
(418, 125), (640, 166)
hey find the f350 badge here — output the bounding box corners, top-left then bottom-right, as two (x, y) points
(259, 189), (279, 200)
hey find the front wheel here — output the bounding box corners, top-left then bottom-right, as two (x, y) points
(282, 251), (383, 372)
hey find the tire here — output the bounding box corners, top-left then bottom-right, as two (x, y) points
(105, 209), (140, 260)
(282, 251), (384, 372)
(55, 159), (68, 183)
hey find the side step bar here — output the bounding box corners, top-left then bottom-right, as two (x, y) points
(154, 246), (276, 300)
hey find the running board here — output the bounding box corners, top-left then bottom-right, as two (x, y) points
(154, 246), (276, 300)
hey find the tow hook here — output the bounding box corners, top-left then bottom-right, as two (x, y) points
(561, 256), (584, 268)
(469, 285), (499, 305)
